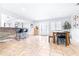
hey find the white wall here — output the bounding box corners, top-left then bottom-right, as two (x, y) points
(70, 13), (79, 44)
(71, 29), (79, 43)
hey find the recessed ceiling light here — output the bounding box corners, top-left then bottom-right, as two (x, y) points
(22, 8), (26, 12)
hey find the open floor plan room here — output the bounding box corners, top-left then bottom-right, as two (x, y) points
(0, 3), (79, 56)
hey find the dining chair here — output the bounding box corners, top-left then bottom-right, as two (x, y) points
(57, 33), (66, 45)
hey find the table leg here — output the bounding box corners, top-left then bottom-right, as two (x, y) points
(66, 32), (70, 47)
(53, 32), (55, 43)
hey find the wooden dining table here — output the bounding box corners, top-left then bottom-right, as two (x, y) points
(53, 31), (70, 47)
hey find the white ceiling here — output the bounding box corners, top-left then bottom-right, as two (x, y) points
(0, 3), (79, 20)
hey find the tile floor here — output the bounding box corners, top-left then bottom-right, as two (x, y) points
(0, 35), (79, 56)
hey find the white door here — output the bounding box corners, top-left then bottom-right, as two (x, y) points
(40, 22), (49, 36)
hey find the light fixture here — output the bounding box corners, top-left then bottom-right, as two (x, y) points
(22, 8), (26, 12)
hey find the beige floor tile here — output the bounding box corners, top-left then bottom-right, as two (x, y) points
(0, 35), (79, 56)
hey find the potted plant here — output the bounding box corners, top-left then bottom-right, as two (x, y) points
(63, 21), (71, 30)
